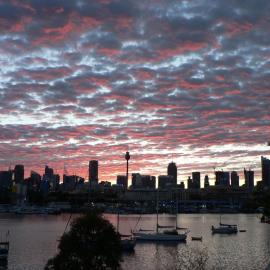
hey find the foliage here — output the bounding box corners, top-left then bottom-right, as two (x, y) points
(45, 212), (122, 270)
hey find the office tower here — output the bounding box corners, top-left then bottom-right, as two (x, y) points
(131, 174), (156, 189)
(63, 175), (78, 191)
(231, 171), (239, 187)
(45, 165), (54, 178)
(244, 169), (254, 189)
(204, 175), (209, 188)
(0, 170), (13, 189)
(141, 175), (156, 189)
(261, 156), (270, 187)
(167, 162), (177, 185)
(117, 175), (128, 189)
(158, 175), (174, 189)
(89, 160), (98, 183)
(29, 171), (42, 190)
(215, 171), (230, 187)
(179, 181), (185, 189)
(14, 164), (24, 183)
(187, 176), (193, 189)
(192, 172), (201, 189)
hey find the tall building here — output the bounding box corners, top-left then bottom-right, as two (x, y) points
(14, 164), (24, 183)
(117, 175), (128, 189)
(167, 162), (177, 185)
(187, 176), (193, 189)
(204, 175), (209, 188)
(132, 173), (156, 189)
(261, 156), (270, 187)
(192, 172), (201, 189)
(0, 170), (13, 189)
(215, 171), (230, 187)
(179, 181), (185, 189)
(231, 171), (239, 187)
(89, 160), (98, 183)
(244, 169), (254, 189)
(28, 171), (41, 191)
(158, 175), (174, 189)
(45, 165), (54, 178)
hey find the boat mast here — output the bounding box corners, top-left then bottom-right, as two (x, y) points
(176, 195), (178, 229)
(117, 211), (119, 233)
(156, 188), (159, 234)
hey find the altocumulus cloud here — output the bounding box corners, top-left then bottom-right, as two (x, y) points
(0, 0), (269, 184)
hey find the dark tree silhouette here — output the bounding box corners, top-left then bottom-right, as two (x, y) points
(45, 212), (122, 270)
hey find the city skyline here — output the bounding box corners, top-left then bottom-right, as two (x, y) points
(0, 1), (270, 183)
(1, 155), (269, 187)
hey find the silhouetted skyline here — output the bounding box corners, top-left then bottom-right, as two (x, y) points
(0, 1), (270, 183)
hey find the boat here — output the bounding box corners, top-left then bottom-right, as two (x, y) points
(191, 236), (203, 241)
(239, 230), (246, 232)
(132, 190), (188, 242)
(0, 242), (9, 261)
(261, 215), (270, 224)
(116, 212), (136, 251)
(211, 220), (238, 234)
(119, 235), (136, 252)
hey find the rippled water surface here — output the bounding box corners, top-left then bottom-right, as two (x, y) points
(0, 213), (269, 270)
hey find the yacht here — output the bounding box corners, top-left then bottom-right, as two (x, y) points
(133, 191), (188, 242)
(211, 223), (238, 234)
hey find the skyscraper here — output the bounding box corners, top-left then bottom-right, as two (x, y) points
(215, 171), (230, 186)
(231, 171), (239, 187)
(117, 175), (128, 189)
(14, 164), (24, 183)
(45, 165), (54, 178)
(89, 160), (98, 183)
(261, 156), (270, 187)
(244, 169), (254, 189)
(192, 172), (201, 189)
(187, 176), (193, 189)
(204, 175), (209, 188)
(167, 162), (177, 185)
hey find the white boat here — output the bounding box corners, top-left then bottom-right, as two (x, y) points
(133, 230), (187, 241)
(133, 190), (188, 242)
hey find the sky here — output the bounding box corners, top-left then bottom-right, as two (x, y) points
(0, 0), (270, 185)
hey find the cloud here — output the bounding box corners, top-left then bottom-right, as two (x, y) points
(0, 0), (269, 183)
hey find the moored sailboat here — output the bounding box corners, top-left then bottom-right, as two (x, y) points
(132, 190), (188, 242)
(211, 216), (238, 234)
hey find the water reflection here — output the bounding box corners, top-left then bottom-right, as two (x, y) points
(0, 213), (269, 270)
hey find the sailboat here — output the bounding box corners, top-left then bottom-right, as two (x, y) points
(211, 216), (238, 234)
(117, 212), (136, 251)
(132, 190), (188, 242)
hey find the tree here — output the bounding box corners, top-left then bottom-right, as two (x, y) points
(45, 212), (122, 270)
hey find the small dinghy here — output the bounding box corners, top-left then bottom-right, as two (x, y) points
(191, 236), (203, 241)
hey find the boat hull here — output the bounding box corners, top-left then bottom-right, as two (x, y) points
(0, 250), (8, 260)
(121, 238), (136, 251)
(211, 227), (237, 234)
(133, 232), (187, 242)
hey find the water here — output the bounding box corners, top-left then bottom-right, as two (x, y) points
(0, 213), (269, 270)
